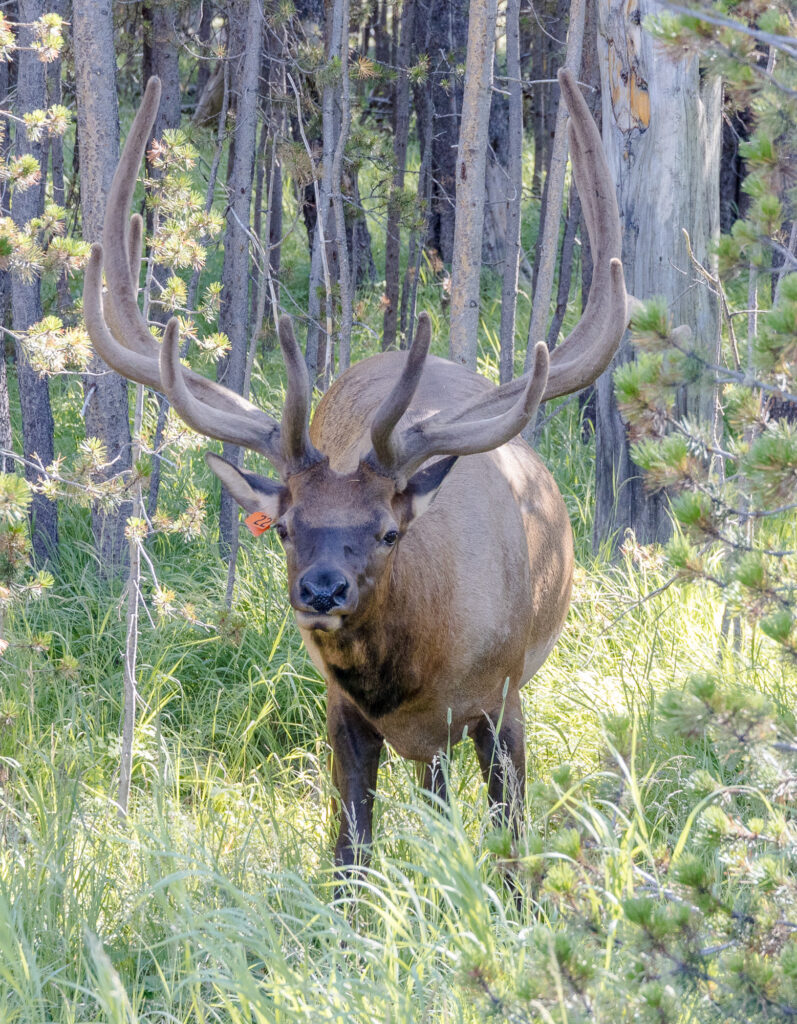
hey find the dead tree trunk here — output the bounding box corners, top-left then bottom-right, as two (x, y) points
(12, 0), (58, 561)
(449, 0), (498, 368)
(73, 0), (131, 571)
(593, 0), (721, 551)
(217, 0), (263, 554)
(499, 0), (523, 384)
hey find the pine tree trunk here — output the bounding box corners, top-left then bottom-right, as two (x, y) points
(12, 0), (58, 561)
(0, 52), (12, 472)
(417, 0), (467, 265)
(382, 0), (416, 350)
(73, 0), (132, 572)
(217, 0), (263, 554)
(449, 0), (498, 368)
(498, 0), (523, 384)
(142, 0), (184, 518)
(593, 0), (721, 551)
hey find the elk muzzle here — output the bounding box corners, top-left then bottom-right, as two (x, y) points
(295, 566), (356, 624)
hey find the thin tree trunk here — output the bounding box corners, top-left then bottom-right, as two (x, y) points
(418, 0), (467, 265)
(499, 0), (523, 384)
(330, 0), (353, 373)
(449, 0), (499, 368)
(12, 0), (58, 561)
(545, 184), (581, 348)
(47, 0), (68, 310)
(524, 0), (586, 366)
(196, 1), (214, 102)
(400, 87), (432, 344)
(593, 0), (721, 551)
(217, 0), (263, 555)
(382, 0), (416, 350)
(73, 0), (132, 572)
(0, 53), (12, 472)
(577, 0), (602, 435)
(142, 1), (182, 517)
(148, 60), (231, 518)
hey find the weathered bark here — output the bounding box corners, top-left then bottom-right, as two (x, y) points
(12, 0), (58, 560)
(449, 0), (498, 368)
(73, 0), (132, 572)
(593, 0), (721, 551)
(382, 0), (416, 350)
(416, 0), (467, 265)
(217, 0), (263, 554)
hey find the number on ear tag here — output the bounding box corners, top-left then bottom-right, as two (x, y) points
(244, 510), (273, 536)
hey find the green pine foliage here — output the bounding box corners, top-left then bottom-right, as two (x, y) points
(617, 1), (797, 662)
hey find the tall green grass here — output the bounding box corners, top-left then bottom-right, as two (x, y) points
(1, 297), (793, 1021)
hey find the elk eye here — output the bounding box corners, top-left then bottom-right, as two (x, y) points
(275, 522), (289, 542)
(383, 529), (398, 546)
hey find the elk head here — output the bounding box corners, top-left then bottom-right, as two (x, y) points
(204, 312), (549, 632)
(83, 71), (628, 633)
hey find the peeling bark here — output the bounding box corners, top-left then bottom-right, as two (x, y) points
(593, 0), (721, 551)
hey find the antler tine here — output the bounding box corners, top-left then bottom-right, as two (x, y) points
(86, 243), (284, 460)
(390, 342), (549, 481)
(160, 317), (281, 457)
(427, 68), (629, 429)
(84, 243), (165, 389)
(369, 312), (432, 469)
(102, 212), (144, 346)
(541, 68), (627, 399)
(277, 316), (323, 470)
(83, 75), (290, 468)
(102, 77), (162, 360)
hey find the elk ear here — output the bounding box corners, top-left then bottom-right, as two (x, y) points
(399, 455), (458, 523)
(205, 452), (287, 518)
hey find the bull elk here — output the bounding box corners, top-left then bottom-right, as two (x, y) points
(84, 70), (628, 877)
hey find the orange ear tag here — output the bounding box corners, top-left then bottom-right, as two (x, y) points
(244, 510), (273, 537)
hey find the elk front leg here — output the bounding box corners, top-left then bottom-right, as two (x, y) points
(471, 690), (526, 841)
(327, 696), (384, 878)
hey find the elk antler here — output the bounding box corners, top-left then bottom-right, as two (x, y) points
(83, 76), (322, 477)
(370, 312), (433, 469)
(365, 332), (550, 482)
(437, 67), (629, 427)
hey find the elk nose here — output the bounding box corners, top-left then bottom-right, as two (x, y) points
(299, 569), (350, 614)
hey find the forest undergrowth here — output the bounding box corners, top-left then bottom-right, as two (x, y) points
(1, 332), (795, 1022)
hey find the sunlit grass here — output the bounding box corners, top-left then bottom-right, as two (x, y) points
(1, 214), (794, 1021)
